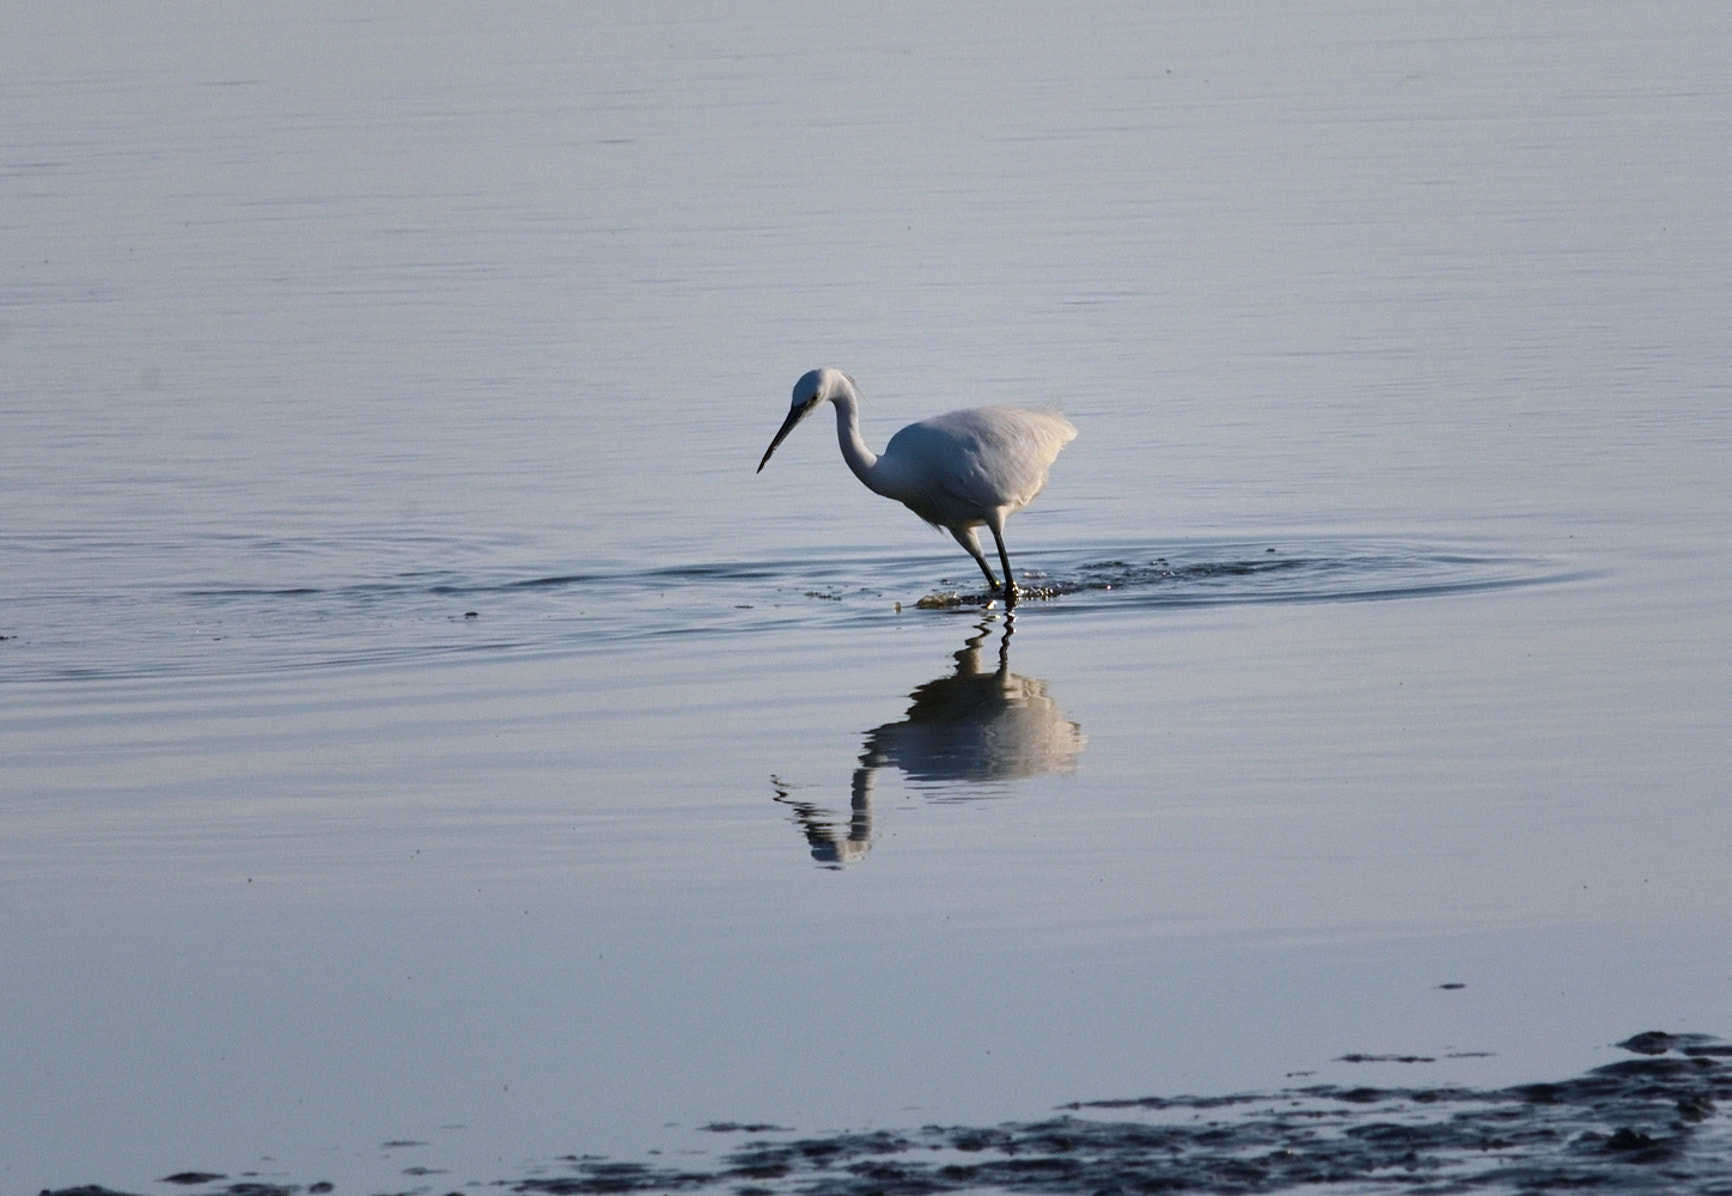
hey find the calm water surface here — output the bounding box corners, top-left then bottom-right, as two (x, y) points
(3, 4), (1730, 1192)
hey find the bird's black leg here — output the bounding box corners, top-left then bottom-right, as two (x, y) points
(988, 521), (1018, 605)
(952, 526), (1002, 597)
(978, 559), (1003, 594)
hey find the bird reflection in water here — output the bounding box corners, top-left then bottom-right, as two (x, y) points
(773, 615), (1086, 866)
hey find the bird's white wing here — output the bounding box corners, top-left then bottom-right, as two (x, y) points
(882, 407), (1076, 525)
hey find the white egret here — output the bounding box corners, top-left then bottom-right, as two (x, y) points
(757, 368), (1076, 604)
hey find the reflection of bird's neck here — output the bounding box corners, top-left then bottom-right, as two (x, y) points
(828, 386), (886, 496)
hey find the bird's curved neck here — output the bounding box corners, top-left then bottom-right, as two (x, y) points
(830, 389), (884, 492)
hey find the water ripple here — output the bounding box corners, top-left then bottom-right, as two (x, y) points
(0, 539), (1580, 683)
(918, 539), (1580, 611)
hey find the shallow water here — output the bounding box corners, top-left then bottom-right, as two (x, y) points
(4, 4), (1731, 1194)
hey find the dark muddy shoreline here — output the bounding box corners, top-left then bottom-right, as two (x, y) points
(43, 1032), (1732, 1196)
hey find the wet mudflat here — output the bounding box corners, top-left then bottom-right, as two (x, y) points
(42, 1035), (1732, 1196)
(547, 1039), (1732, 1195)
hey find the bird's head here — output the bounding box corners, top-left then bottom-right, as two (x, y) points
(757, 367), (854, 473)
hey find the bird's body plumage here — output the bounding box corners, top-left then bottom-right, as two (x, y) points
(757, 367), (1075, 604)
(877, 406), (1075, 529)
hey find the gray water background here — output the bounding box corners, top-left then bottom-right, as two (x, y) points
(3, 3), (1729, 1190)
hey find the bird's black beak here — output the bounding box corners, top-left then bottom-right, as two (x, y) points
(757, 401), (813, 473)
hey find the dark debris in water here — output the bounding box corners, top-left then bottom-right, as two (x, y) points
(505, 1032), (1732, 1195)
(701, 1121), (795, 1134)
(911, 581), (1070, 609)
(45, 1034), (1732, 1196)
(41, 1188), (304, 1196)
